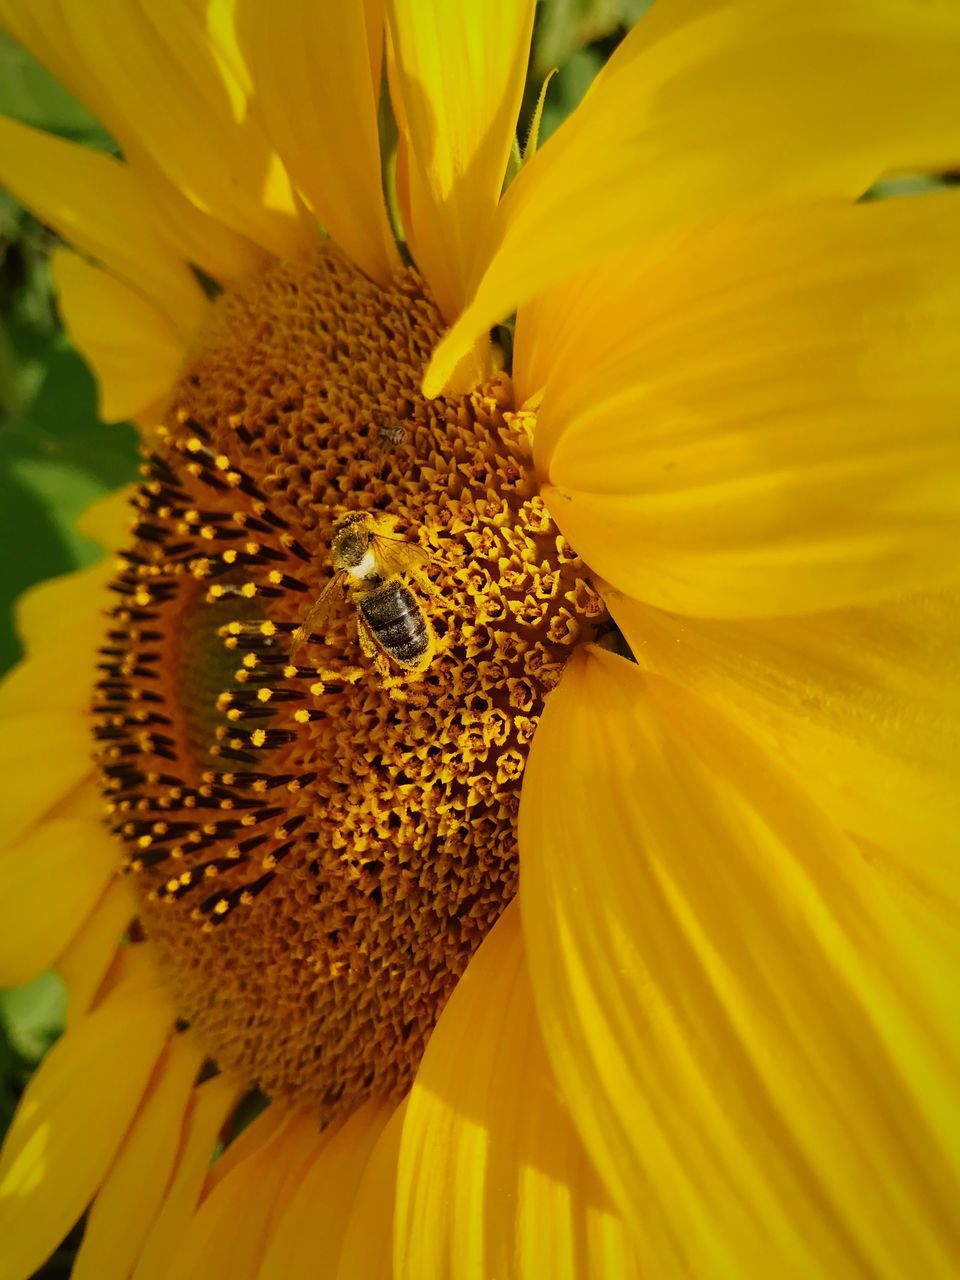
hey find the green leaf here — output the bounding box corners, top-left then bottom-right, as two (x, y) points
(0, 32), (116, 150)
(9, 456), (109, 562)
(0, 972), (66, 1064)
(21, 338), (141, 488)
(0, 464), (85, 674)
(538, 47), (605, 143)
(534, 0), (652, 77)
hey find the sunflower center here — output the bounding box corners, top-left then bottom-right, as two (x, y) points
(94, 246), (605, 1119)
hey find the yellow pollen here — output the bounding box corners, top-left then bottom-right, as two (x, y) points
(92, 245), (607, 1122)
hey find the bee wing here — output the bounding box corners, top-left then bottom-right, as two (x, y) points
(370, 533), (431, 578)
(290, 571), (346, 659)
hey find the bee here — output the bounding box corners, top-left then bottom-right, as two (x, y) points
(291, 512), (434, 673)
(377, 421), (406, 447)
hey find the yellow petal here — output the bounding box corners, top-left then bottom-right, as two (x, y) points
(72, 1033), (203, 1280)
(533, 194), (960, 616)
(336, 1099), (406, 1280)
(0, 563), (112, 720)
(0, 711), (94, 851)
(0, 115), (206, 339)
(0, 0), (268, 282)
(0, 982), (172, 1280)
(0, 819), (117, 987)
(13, 556), (110, 655)
(131, 1073), (242, 1280)
(611, 589), (960, 914)
(386, 0), (536, 321)
(73, 486), (134, 549)
(54, 0), (310, 260)
(259, 1100), (394, 1280)
(137, 155), (270, 284)
(170, 1110), (320, 1280)
(396, 902), (639, 1280)
(520, 646), (960, 1279)
(200, 1098), (284, 1198)
(235, 0), (400, 284)
(52, 248), (184, 423)
(56, 877), (136, 1025)
(425, 0), (960, 394)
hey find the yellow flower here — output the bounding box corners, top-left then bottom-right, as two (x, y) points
(1, 1), (960, 1278)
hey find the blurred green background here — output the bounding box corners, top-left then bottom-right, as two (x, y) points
(0, 3), (647, 1273)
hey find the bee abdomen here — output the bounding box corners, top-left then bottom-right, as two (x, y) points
(360, 583), (429, 667)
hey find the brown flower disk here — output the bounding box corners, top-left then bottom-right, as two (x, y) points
(94, 246), (606, 1119)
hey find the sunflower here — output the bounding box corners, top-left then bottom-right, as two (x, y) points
(1, 1), (960, 1277)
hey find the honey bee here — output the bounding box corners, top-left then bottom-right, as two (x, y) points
(291, 512), (434, 672)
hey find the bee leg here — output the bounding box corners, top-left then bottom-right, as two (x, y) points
(356, 613), (378, 662)
(357, 613), (393, 681)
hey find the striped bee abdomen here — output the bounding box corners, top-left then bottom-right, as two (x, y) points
(360, 581), (430, 668)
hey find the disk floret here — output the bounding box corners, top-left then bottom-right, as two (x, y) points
(93, 246), (606, 1117)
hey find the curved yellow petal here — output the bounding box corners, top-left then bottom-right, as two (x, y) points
(259, 1099), (394, 1280)
(51, 0), (310, 261)
(425, 0), (960, 394)
(0, 712), (94, 852)
(0, 1), (112, 124)
(73, 486), (133, 549)
(131, 1072), (242, 1280)
(396, 902), (639, 1280)
(136, 155), (270, 284)
(56, 877), (136, 1025)
(0, 115), (206, 339)
(520, 646), (960, 1279)
(0, 1), (269, 282)
(533, 194), (960, 616)
(73, 1033), (203, 1280)
(170, 1110), (319, 1280)
(611, 589), (960, 915)
(0, 561), (113, 719)
(0, 819), (117, 987)
(234, 0), (400, 285)
(0, 981), (172, 1280)
(12, 557), (111, 656)
(336, 1099), (406, 1280)
(386, 0), (536, 321)
(0, 0), (268, 282)
(200, 1097), (284, 1198)
(0, 641), (92, 720)
(52, 249), (184, 424)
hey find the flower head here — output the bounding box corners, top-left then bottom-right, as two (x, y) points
(1, 2), (959, 1278)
